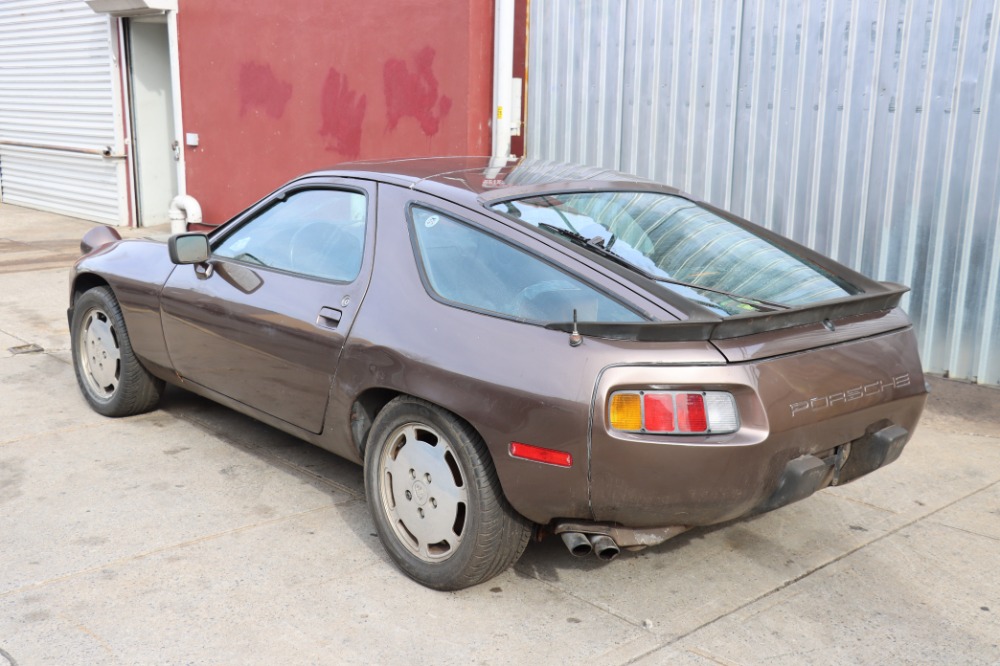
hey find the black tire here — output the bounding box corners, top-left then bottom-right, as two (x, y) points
(364, 396), (532, 590)
(71, 286), (164, 416)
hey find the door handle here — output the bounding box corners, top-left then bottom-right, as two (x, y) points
(317, 307), (342, 328)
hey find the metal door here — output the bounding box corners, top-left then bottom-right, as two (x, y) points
(0, 0), (126, 224)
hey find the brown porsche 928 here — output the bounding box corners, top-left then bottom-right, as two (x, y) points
(69, 158), (927, 589)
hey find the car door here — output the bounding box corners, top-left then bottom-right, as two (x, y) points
(159, 179), (374, 434)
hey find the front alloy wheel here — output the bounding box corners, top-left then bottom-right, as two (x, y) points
(78, 306), (121, 400)
(71, 286), (163, 416)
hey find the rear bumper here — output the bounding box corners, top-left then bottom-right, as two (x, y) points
(588, 328), (928, 528)
(757, 423), (911, 513)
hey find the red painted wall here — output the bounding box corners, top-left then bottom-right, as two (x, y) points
(177, 1), (494, 223)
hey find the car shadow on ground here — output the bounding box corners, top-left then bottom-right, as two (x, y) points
(156, 385), (785, 589)
(156, 385), (398, 563)
(154, 385), (635, 582)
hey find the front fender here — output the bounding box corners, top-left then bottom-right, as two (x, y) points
(70, 239), (178, 376)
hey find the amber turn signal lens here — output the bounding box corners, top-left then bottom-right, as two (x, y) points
(609, 392), (642, 431)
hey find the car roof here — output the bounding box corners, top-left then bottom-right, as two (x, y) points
(303, 156), (678, 207)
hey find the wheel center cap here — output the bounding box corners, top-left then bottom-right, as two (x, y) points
(411, 480), (429, 506)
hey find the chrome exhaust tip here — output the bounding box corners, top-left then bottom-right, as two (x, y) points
(589, 534), (621, 561)
(560, 531), (593, 557)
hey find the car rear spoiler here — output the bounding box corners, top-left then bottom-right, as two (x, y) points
(545, 283), (910, 342)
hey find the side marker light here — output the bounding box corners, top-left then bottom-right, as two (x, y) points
(509, 441), (573, 468)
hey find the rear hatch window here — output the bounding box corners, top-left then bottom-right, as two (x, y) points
(492, 192), (858, 316)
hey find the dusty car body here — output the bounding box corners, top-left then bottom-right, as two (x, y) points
(69, 157), (927, 589)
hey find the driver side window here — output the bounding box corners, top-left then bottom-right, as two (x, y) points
(214, 189), (367, 282)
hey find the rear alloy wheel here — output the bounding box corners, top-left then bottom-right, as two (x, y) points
(71, 286), (164, 416)
(364, 397), (532, 590)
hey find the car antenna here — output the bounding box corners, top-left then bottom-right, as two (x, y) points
(569, 309), (582, 347)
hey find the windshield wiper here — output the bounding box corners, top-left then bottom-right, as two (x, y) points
(538, 222), (614, 252)
(535, 222), (789, 312)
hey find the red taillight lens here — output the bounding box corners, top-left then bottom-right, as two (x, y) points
(676, 393), (707, 432)
(642, 393), (675, 432)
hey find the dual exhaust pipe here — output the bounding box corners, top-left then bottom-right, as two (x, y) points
(560, 531), (621, 561)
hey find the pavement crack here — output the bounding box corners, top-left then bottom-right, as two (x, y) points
(528, 574), (649, 633)
(632, 474), (1000, 657)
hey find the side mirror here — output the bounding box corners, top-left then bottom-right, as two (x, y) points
(168, 233), (210, 265)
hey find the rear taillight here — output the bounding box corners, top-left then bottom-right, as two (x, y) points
(608, 390), (739, 435)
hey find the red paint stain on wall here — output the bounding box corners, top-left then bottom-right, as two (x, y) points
(383, 46), (453, 136)
(238, 62), (292, 119)
(318, 68), (367, 158)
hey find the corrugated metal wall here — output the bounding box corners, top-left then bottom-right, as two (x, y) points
(0, 0), (125, 224)
(527, 0), (1000, 386)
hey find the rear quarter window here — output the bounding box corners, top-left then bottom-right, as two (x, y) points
(409, 206), (642, 324)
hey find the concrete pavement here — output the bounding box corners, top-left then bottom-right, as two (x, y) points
(1, 202), (998, 665)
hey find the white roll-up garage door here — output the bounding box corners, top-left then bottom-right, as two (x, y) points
(0, 0), (125, 225)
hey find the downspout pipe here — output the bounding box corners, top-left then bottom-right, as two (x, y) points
(169, 194), (202, 234)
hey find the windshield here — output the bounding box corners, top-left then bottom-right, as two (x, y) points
(492, 192), (857, 316)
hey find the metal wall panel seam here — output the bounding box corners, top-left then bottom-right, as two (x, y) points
(621, 0), (638, 174)
(806, 0), (834, 250)
(623, 0), (644, 175)
(564, 1), (576, 162)
(705, 0), (723, 204)
(684, 1), (703, 193)
(790, 0), (814, 245)
(579, 4), (591, 164)
(764, 0), (790, 230)
(921, 1), (971, 367)
(668, 3), (683, 185)
(529, 1), (543, 158)
(563, 1), (577, 160)
(613, 1), (627, 171)
(955, 0), (1000, 380)
(974, 0), (1000, 385)
(581, 4), (596, 165)
(829, 0), (861, 260)
(901, 1), (944, 306)
(633, 0), (648, 176)
(650, 0), (666, 179)
(876, 0), (918, 282)
(724, 0), (745, 210)
(544, 1), (558, 159)
(743, 0), (768, 219)
(963, 0), (1000, 383)
(853, 1), (889, 273)
(620, 0), (633, 173)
